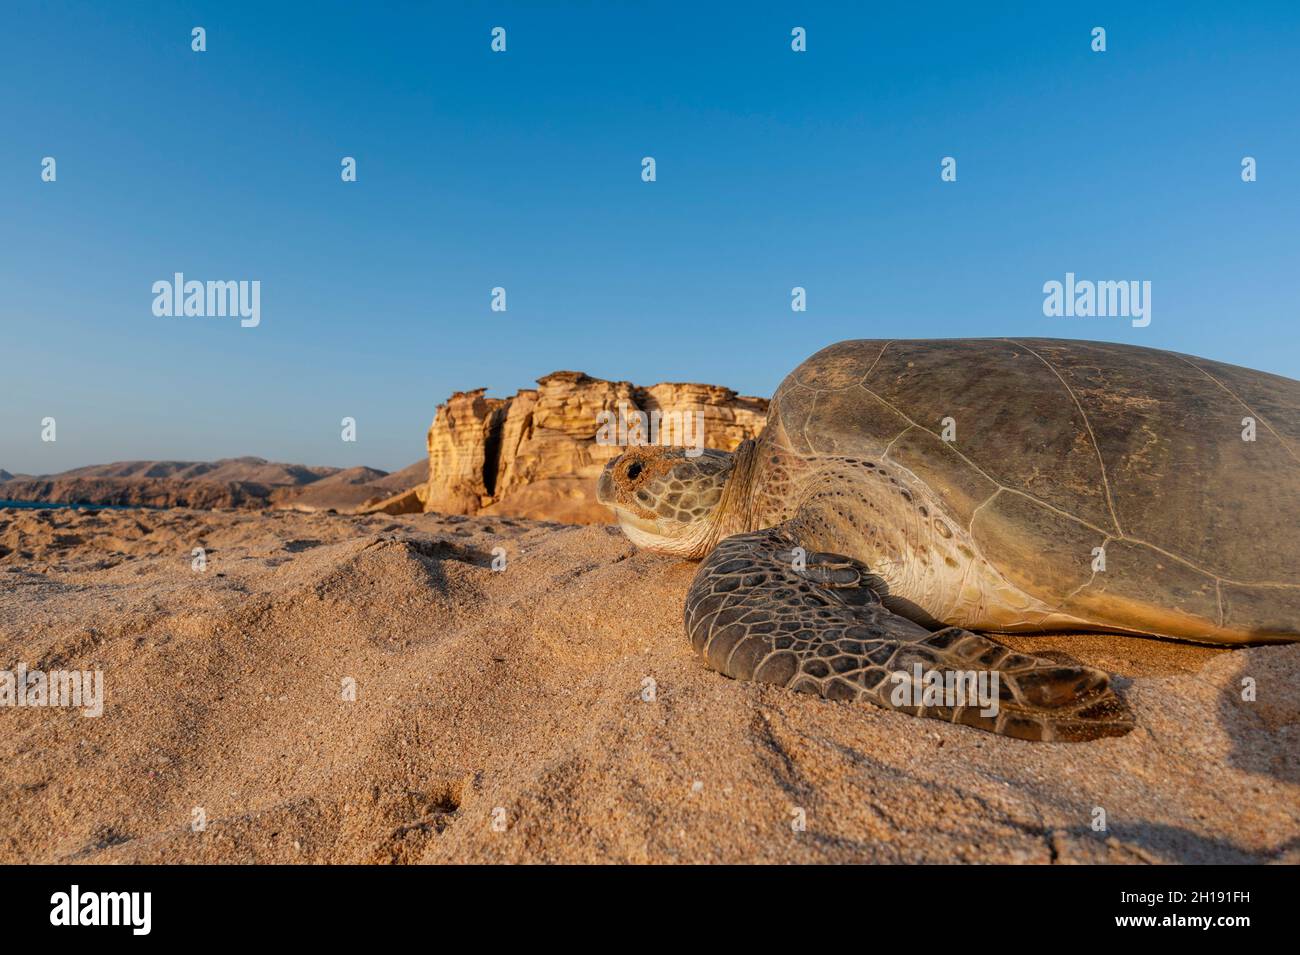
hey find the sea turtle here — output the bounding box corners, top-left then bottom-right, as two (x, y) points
(597, 338), (1300, 741)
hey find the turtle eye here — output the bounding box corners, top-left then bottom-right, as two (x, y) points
(626, 462), (643, 481)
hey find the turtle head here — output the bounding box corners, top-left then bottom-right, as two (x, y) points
(597, 446), (735, 557)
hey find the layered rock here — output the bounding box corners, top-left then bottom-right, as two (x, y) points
(411, 371), (768, 524)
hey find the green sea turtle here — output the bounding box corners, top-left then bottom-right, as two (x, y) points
(597, 338), (1300, 741)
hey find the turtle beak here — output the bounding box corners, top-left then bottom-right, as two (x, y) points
(615, 510), (662, 536)
(612, 509), (679, 553)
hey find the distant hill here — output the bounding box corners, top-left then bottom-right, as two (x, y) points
(0, 456), (427, 512)
(370, 460), (427, 493)
(52, 456), (338, 486)
(307, 465), (391, 488)
(271, 462), (426, 512)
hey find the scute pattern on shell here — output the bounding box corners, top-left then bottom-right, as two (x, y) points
(764, 338), (1300, 642)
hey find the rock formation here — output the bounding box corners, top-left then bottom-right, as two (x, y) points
(370, 371), (768, 524)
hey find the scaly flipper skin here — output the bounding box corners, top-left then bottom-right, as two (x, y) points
(685, 529), (1135, 741)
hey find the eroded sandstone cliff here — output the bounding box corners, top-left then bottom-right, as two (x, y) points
(373, 371), (768, 525)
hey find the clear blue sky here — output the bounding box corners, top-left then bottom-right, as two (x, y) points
(3, 1), (1297, 474)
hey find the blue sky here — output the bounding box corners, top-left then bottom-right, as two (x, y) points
(2, 1), (1297, 474)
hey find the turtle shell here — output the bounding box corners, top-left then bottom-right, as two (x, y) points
(767, 338), (1300, 642)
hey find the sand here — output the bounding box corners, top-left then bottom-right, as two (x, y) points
(1, 505), (1296, 864)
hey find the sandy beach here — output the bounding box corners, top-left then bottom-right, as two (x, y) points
(1, 504), (1296, 864)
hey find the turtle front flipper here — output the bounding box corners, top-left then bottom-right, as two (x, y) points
(685, 530), (1134, 742)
